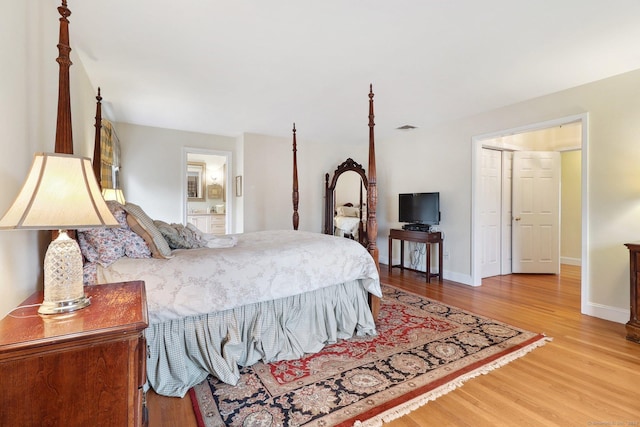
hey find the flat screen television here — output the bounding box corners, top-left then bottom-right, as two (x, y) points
(399, 192), (440, 226)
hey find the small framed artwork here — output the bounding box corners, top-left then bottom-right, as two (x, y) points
(235, 176), (243, 197)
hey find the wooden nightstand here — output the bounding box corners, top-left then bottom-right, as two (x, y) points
(0, 281), (149, 426)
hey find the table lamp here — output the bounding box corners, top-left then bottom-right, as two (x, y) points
(0, 152), (119, 314)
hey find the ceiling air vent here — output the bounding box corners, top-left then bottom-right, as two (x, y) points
(396, 124), (417, 130)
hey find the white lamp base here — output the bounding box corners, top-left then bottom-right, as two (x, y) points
(38, 230), (91, 315)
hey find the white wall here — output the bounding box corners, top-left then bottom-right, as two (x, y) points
(241, 132), (368, 233)
(378, 68), (640, 321)
(4, 0), (640, 323)
(561, 151), (582, 264)
(107, 123), (368, 236)
(378, 123), (471, 281)
(0, 0), (98, 317)
(114, 123), (237, 226)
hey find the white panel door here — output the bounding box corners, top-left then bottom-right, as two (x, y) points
(481, 148), (502, 278)
(512, 151), (561, 274)
(501, 151), (513, 275)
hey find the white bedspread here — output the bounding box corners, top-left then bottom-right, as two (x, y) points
(334, 215), (361, 236)
(96, 230), (381, 324)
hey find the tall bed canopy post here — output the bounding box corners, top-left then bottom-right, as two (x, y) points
(366, 85), (379, 269)
(92, 88), (102, 187)
(324, 173), (330, 234)
(292, 123), (299, 230)
(367, 84), (380, 318)
(51, 0), (74, 242)
(54, 0), (73, 155)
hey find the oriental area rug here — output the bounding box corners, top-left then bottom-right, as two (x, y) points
(189, 284), (550, 427)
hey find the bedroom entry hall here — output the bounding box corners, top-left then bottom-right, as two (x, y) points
(184, 150), (232, 235)
(472, 114), (585, 308)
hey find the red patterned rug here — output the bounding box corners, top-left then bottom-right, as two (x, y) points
(189, 284), (549, 426)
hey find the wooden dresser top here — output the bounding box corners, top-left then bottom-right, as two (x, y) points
(0, 281), (148, 354)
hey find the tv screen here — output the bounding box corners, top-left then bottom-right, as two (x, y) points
(399, 192), (440, 225)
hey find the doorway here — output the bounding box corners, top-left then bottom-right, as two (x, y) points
(471, 113), (589, 314)
(482, 149), (564, 276)
(183, 148), (233, 234)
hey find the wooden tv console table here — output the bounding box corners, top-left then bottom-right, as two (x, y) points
(388, 229), (443, 283)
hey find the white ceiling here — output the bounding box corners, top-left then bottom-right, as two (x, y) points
(65, 0), (640, 145)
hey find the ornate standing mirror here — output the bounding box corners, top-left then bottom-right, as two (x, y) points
(324, 158), (368, 246)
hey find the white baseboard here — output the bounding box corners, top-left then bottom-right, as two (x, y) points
(561, 257), (581, 266)
(583, 302), (629, 324)
(443, 271), (474, 286)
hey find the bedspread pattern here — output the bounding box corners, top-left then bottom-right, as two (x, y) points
(96, 230), (381, 324)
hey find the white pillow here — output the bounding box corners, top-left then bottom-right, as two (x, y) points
(337, 206), (360, 217)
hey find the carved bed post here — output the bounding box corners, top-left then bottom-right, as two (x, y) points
(366, 85), (379, 268)
(92, 88), (102, 188)
(367, 84), (380, 319)
(324, 173), (330, 234)
(54, 0), (73, 155)
(51, 1), (74, 243)
(292, 123), (299, 230)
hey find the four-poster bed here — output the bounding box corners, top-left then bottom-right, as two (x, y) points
(77, 0), (380, 397)
(85, 85), (382, 397)
(293, 84), (380, 319)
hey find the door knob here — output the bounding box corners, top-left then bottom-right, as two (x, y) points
(514, 217), (521, 221)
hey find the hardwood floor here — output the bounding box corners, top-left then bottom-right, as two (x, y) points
(147, 264), (640, 426)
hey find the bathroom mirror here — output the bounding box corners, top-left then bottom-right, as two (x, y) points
(187, 162), (206, 201)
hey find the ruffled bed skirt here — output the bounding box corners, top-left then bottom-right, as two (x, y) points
(145, 280), (377, 397)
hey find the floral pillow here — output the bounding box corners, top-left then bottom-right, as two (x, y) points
(78, 232), (100, 263)
(78, 201), (151, 268)
(83, 261), (98, 286)
(118, 228), (152, 258)
(79, 226), (126, 267)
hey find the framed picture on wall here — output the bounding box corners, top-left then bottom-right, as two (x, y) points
(207, 184), (223, 199)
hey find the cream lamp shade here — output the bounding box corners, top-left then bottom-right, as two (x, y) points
(102, 188), (126, 204)
(0, 152), (119, 314)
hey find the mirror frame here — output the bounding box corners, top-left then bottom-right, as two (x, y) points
(187, 162), (206, 201)
(324, 158), (368, 236)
